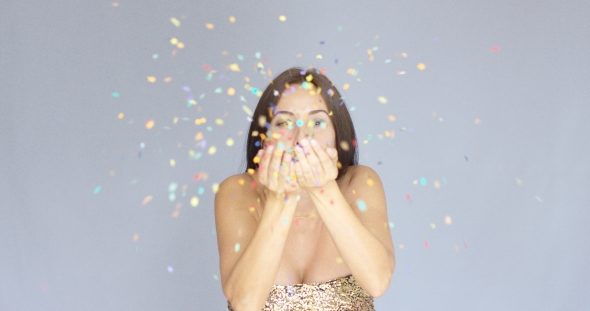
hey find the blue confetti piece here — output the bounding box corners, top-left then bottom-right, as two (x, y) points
(198, 187), (205, 195)
(255, 141), (260, 147)
(167, 266), (173, 273)
(252, 88), (258, 94)
(111, 92), (119, 97)
(420, 178), (426, 186)
(168, 183), (178, 192)
(357, 199), (367, 212)
(93, 186), (101, 194)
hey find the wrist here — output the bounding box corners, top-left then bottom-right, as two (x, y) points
(306, 179), (338, 195)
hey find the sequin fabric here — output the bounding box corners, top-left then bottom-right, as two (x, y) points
(227, 274), (374, 311)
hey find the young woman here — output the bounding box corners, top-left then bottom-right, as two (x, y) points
(215, 67), (395, 311)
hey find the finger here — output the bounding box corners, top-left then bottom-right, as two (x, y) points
(268, 145), (284, 190)
(294, 142), (316, 186)
(294, 159), (306, 186)
(260, 144), (274, 187)
(310, 139), (334, 177)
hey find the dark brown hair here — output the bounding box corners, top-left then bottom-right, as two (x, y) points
(245, 67), (358, 180)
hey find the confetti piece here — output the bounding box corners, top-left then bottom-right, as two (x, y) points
(424, 240), (429, 249)
(343, 83), (349, 90)
(378, 96), (387, 104)
(335, 257), (343, 264)
(170, 17), (180, 27)
(445, 216), (452, 225)
(176, 42), (184, 49)
(434, 180), (441, 189)
(225, 137), (234, 147)
(167, 266), (173, 273)
(229, 16), (236, 23)
(208, 146), (217, 155)
(190, 196), (199, 207)
(405, 193), (411, 201)
(227, 87), (235, 96)
(279, 15), (286, 22)
(399, 244), (404, 249)
(316, 54), (322, 59)
(242, 105), (253, 116)
(212, 183), (219, 194)
(145, 120), (155, 129)
(142, 195), (153, 206)
(420, 178), (426, 186)
(133, 234), (139, 242)
(516, 178), (523, 185)
(93, 186), (101, 194)
(168, 183), (178, 192)
(356, 199), (367, 212)
(117, 112), (124, 119)
(535, 196), (543, 203)
(170, 159), (175, 167)
(490, 46), (501, 51)
(228, 63), (241, 72)
(215, 119), (224, 125)
(205, 23), (214, 29)
(170, 37), (178, 45)
(147, 76), (156, 83)
(112, 2), (119, 7)
(213, 274), (219, 280)
(430, 223), (436, 229)
(340, 141), (350, 151)
(474, 118), (481, 125)
(234, 243), (240, 252)
(366, 178), (374, 186)
(417, 63), (426, 70)
(111, 92), (119, 97)
(388, 222), (394, 228)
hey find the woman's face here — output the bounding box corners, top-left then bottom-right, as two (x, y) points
(266, 84), (336, 153)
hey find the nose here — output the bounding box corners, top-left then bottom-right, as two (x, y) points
(292, 124), (311, 148)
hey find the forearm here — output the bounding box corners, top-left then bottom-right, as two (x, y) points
(225, 195), (296, 311)
(308, 181), (394, 296)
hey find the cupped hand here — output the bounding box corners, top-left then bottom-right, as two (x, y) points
(256, 144), (300, 198)
(293, 138), (338, 190)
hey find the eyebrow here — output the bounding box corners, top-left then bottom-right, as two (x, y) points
(273, 110), (329, 118)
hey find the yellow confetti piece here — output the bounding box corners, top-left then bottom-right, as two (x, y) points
(170, 17), (180, 27)
(238, 179), (244, 185)
(316, 54), (322, 59)
(367, 49), (372, 55)
(335, 257), (343, 264)
(170, 159), (175, 167)
(340, 141), (350, 151)
(306, 74), (313, 82)
(226, 138), (234, 146)
(147, 76), (156, 83)
(399, 244), (404, 249)
(242, 105), (253, 116)
(474, 118), (481, 125)
(445, 216), (452, 225)
(378, 96), (388, 104)
(142, 195), (153, 206)
(163, 76), (172, 82)
(212, 183), (219, 193)
(417, 63), (426, 70)
(133, 234), (139, 242)
(176, 42), (184, 49)
(343, 83), (349, 90)
(455, 245), (459, 252)
(215, 119), (224, 125)
(516, 178), (523, 185)
(247, 168), (254, 175)
(229, 16), (236, 23)
(279, 15), (286, 22)
(205, 23), (214, 29)
(194, 132), (203, 140)
(227, 87), (235, 96)
(401, 52), (408, 57)
(145, 120), (155, 129)
(194, 117), (206, 125)
(253, 156), (260, 164)
(170, 37), (178, 45)
(190, 196), (199, 207)
(367, 178), (374, 186)
(249, 206), (255, 213)
(430, 223), (436, 229)
(434, 180), (441, 189)
(228, 63), (241, 72)
(208, 146), (217, 155)
(118, 112), (124, 119)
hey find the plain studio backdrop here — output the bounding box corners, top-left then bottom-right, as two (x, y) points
(1, 0), (589, 310)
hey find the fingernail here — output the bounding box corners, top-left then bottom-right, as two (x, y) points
(300, 139), (309, 146)
(310, 139), (318, 146)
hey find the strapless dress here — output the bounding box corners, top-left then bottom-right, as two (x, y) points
(227, 274), (374, 311)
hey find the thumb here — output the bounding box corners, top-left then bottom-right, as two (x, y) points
(326, 147), (338, 160)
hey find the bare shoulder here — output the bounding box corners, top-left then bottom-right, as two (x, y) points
(341, 165), (383, 189)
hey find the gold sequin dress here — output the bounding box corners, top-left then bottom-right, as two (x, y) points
(227, 274), (374, 311)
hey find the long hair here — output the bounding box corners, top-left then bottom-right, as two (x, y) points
(244, 67), (358, 180)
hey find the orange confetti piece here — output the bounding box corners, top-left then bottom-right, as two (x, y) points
(145, 120), (155, 129)
(229, 16), (236, 23)
(205, 23), (214, 29)
(142, 195), (153, 206)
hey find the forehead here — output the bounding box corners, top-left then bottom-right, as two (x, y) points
(275, 85), (328, 114)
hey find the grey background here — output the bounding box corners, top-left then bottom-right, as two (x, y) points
(1, 0), (589, 310)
